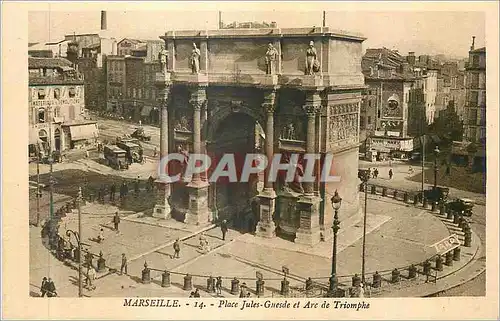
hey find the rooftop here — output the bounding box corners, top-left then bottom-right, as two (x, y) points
(470, 47), (486, 53)
(162, 26), (365, 41)
(28, 57), (73, 69)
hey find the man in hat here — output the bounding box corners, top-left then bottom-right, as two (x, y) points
(134, 176), (140, 195)
(215, 276), (223, 296)
(113, 212), (121, 233)
(173, 239), (181, 259)
(110, 182), (116, 202)
(40, 277), (48, 297)
(220, 220), (228, 241)
(120, 253), (128, 275)
(46, 278), (57, 297)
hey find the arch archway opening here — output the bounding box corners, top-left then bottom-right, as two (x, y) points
(207, 112), (263, 233)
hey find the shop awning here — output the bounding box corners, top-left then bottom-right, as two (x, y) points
(53, 117), (64, 123)
(68, 123), (98, 141)
(141, 105), (153, 116)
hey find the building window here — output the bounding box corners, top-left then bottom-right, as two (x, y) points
(38, 108), (46, 123)
(368, 116), (372, 125)
(468, 109), (478, 124)
(368, 100), (372, 108)
(53, 88), (60, 99)
(68, 87), (76, 98)
(469, 91), (478, 106)
(37, 88), (46, 100)
(54, 106), (61, 117)
(360, 117), (365, 129)
(38, 129), (48, 142)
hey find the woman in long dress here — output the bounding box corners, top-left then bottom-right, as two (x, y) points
(305, 41), (317, 75)
(190, 43), (201, 74)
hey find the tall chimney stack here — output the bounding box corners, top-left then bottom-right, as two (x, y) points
(218, 11), (223, 29)
(322, 11), (326, 27)
(101, 11), (107, 30)
(470, 36), (476, 51)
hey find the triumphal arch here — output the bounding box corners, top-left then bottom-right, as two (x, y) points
(153, 26), (366, 246)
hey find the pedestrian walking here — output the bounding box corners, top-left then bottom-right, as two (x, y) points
(148, 175), (155, 191)
(173, 239), (181, 258)
(99, 185), (105, 202)
(446, 165), (451, 175)
(220, 220), (228, 241)
(119, 183), (125, 200)
(86, 266), (96, 290)
(123, 181), (129, 196)
(46, 278), (57, 297)
(134, 176), (140, 195)
(85, 251), (94, 269)
(374, 168), (379, 178)
(40, 277), (48, 297)
(113, 212), (121, 232)
(359, 283), (365, 298)
(153, 147), (158, 158)
(389, 168), (393, 180)
(120, 253), (128, 275)
(97, 228), (105, 243)
(216, 276), (222, 296)
(408, 165), (413, 175)
(110, 183), (116, 202)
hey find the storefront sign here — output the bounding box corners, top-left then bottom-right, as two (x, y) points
(30, 98), (81, 107)
(369, 138), (413, 152)
(433, 234), (461, 255)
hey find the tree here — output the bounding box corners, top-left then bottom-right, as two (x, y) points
(429, 100), (464, 143)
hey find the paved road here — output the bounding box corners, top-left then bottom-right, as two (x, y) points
(438, 271), (486, 297)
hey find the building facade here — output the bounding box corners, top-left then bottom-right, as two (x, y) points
(153, 27), (366, 246)
(464, 46), (486, 143)
(106, 39), (164, 123)
(28, 57), (98, 157)
(360, 48), (417, 160)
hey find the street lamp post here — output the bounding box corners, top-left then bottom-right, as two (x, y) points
(329, 190), (342, 296)
(66, 187), (83, 297)
(433, 146), (440, 189)
(358, 169), (371, 284)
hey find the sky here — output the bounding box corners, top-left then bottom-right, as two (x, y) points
(28, 10), (485, 58)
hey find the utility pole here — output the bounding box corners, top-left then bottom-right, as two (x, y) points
(421, 103), (425, 200)
(36, 149), (41, 227)
(322, 11), (326, 27)
(77, 187), (83, 297)
(48, 107), (55, 230)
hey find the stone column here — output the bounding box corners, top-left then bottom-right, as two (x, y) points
(153, 78), (172, 219)
(295, 91), (322, 246)
(256, 88), (277, 238)
(184, 85), (211, 225)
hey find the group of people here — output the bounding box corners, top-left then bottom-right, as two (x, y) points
(91, 176), (156, 204)
(39, 277), (57, 297)
(369, 167), (394, 180)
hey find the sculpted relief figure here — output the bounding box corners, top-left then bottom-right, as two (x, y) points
(189, 43), (201, 74)
(175, 115), (190, 131)
(305, 41), (320, 75)
(158, 49), (168, 73)
(265, 43), (278, 75)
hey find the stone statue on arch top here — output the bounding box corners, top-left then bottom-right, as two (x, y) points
(265, 43), (278, 75)
(189, 43), (201, 74)
(305, 41), (320, 75)
(158, 49), (168, 73)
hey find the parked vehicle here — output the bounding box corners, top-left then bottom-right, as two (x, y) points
(131, 127), (151, 142)
(116, 141), (143, 164)
(447, 198), (474, 217)
(424, 186), (449, 204)
(103, 145), (129, 170)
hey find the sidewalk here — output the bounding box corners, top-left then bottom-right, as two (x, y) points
(359, 160), (486, 206)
